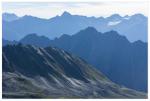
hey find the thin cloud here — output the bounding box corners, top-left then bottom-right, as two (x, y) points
(2, 2), (148, 18)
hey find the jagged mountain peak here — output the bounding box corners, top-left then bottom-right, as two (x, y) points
(69, 27), (101, 41)
(59, 34), (71, 39)
(104, 30), (123, 37)
(20, 33), (50, 40)
(130, 14), (147, 21)
(2, 13), (18, 17)
(107, 14), (122, 21)
(3, 12), (147, 42)
(22, 15), (34, 19)
(132, 13), (147, 18)
(19, 15), (46, 21)
(2, 13), (19, 21)
(79, 26), (98, 34)
(109, 14), (122, 18)
(19, 33), (50, 47)
(84, 26), (98, 32)
(102, 30), (129, 41)
(23, 33), (38, 37)
(61, 11), (72, 17)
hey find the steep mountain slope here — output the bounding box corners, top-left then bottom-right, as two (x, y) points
(2, 44), (147, 98)
(49, 27), (148, 92)
(2, 12), (147, 42)
(3, 27), (147, 92)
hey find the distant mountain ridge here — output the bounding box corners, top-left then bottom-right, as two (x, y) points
(3, 27), (148, 92)
(19, 33), (50, 47)
(2, 13), (19, 21)
(2, 39), (18, 46)
(2, 44), (147, 98)
(2, 12), (147, 42)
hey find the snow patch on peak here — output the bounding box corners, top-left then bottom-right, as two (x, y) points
(108, 21), (121, 26)
(124, 17), (130, 20)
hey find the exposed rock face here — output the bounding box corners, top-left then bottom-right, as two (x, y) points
(2, 44), (147, 98)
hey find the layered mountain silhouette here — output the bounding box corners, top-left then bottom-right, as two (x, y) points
(49, 27), (148, 92)
(19, 33), (50, 47)
(2, 12), (147, 42)
(3, 27), (147, 92)
(2, 13), (19, 22)
(2, 39), (18, 46)
(2, 44), (147, 98)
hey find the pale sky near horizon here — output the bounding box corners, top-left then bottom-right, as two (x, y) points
(2, 1), (148, 19)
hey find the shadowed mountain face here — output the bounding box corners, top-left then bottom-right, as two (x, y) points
(2, 12), (147, 42)
(2, 44), (147, 98)
(2, 39), (18, 46)
(19, 33), (50, 47)
(3, 27), (147, 92)
(49, 27), (148, 92)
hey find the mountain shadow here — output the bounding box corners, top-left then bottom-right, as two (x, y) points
(3, 27), (148, 93)
(2, 44), (147, 98)
(49, 27), (148, 92)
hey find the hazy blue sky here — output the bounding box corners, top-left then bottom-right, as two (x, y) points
(2, 1), (148, 18)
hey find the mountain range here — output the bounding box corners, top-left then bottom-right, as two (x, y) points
(49, 27), (148, 92)
(3, 27), (148, 92)
(2, 44), (147, 98)
(2, 12), (147, 42)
